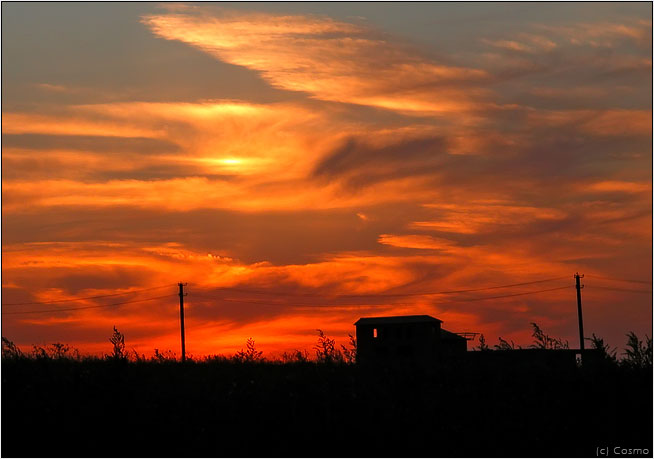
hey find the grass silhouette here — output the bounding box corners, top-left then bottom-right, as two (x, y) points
(1, 328), (651, 457)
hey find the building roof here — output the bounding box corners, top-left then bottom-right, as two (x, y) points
(354, 315), (443, 326)
(441, 329), (467, 341)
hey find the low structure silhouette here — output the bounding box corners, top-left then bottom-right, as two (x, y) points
(354, 314), (595, 369)
(355, 315), (467, 366)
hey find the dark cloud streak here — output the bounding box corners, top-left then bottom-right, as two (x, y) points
(2, 133), (180, 154)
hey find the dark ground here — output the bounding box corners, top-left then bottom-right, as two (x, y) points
(2, 357), (652, 458)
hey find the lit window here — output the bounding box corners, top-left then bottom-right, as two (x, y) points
(373, 328), (378, 338)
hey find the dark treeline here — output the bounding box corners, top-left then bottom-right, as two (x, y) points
(1, 327), (652, 458)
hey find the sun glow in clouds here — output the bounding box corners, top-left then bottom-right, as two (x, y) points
(196, 157), (252, 172)
(218, 158), (242, 165)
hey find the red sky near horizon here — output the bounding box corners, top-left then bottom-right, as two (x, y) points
(2, 2), (652, 359)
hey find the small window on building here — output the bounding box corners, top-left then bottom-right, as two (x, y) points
(373, 328), (378, 338)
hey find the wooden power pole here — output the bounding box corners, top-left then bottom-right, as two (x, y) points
(574, 273), (584, 352)
(178, 282), (187, 362)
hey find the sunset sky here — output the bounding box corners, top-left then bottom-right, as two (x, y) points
(2, 2), (652, 359)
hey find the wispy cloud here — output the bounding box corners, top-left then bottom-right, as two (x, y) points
(141, 8), (490, 115)
(378, 234), (455, 251)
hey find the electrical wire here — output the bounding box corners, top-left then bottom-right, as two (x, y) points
(1, 294), (177, 315)
(587, 285), (653, 294)
(585, 274), (653, 285)
(409, 277), (571, 296)
(196, 276), (571, 299)
(7, 276), (639, 316)
(445, 285), (572, 302)
(188, 285), (573, 308)
(2, 285), (175, 306)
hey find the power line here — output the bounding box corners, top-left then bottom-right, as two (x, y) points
(197, 276), (571, 299)
(7, 278), (641, 316)
(1, 294), (176, 315)
(414, 277), (571, 296)
(190, 293), (290, 306)
(587, 285), (653, 294)
(189, 285), (573, 307)
(2, 285), (175, 306)
(443, 285), (572, 303)
(586, 274), (653, 285)
(3, 276), (569, 309)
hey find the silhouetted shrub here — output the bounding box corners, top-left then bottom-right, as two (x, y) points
(494, 336), (519, 350)
(234, 337), (263, 363)
(586, 333), (618, 364)
(476, 333), (490, 351)
(340, 333), (357, 364)
(152, 348), (177, 362)
(530, 322), (569, 349)
(279, 349), (309, 363)
(315, 329), (343, 363)
(31, 342), (79, 360)
(130, 349), (146, 362)
(2, 337), (22, 359)
(622, 332), (652, 369)
(108, 326), (127, 360)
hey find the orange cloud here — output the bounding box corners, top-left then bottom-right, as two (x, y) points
(2, 111), (162, 138)
(141, 8), (490, 115)
(535, 20), (652, 48)
(482, 33), (557, 54)
(1, 100), (343, 211)
(34, 83), (70, 93)
(583, 180), (652, 194)
(1, 239), (459, 357)
(378, 234), (455, 251)
(483, 19), (651, 56)
(525, 109), (651, 136)
(411, 202), (567, 235)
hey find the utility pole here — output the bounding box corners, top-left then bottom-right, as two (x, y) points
(574, 273), (584, 352)
(178, 282), (187, 362)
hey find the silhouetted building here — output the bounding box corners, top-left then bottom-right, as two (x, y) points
(354, 315), (467, 366)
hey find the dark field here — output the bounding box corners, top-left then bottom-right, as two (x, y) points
(2, 356), (652, 458)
